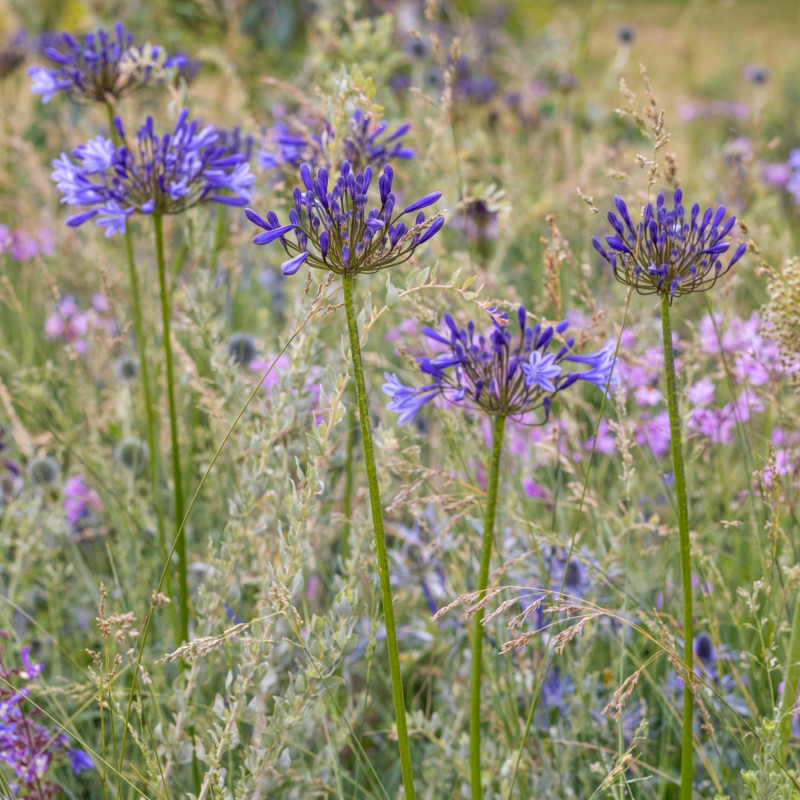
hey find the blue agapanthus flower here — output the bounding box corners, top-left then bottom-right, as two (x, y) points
(257, 110), (414, 174)
(592, 189), (746, 302)
(384, 306), (617, 424)
(28, 21), (186, 104)
(51, 109), (255, 236)
(246, 161), (444, 276)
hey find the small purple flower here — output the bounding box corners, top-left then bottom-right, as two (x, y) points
(246, 161), (443, 278)
(522, 350), (561, 392)
(27, 22), (186, 104)
(52, 109), (254, 235)
(635, 411), (671, 457)
(686, 377), (714, 407)
(384, 306), (616, 425)
(63, 474), (103, 528)
(0, 633), (92, 796)
(593, 189), (746, 302)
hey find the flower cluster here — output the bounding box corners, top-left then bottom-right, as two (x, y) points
(383, 306), (616, 424)
(786, 150), (800, 205)
(246, 160), (443, 276)
(257, 110), (414, 174)
(44, 294), (116, 355)
(592, 189), (746, 302)
(51, 109), (255, 236)
(0, 632), (92, 797)
(28, 22), (185, 104)
(63, 475), (103, 530)
(0, 224), (54, 260)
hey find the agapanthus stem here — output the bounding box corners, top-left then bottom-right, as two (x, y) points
(123, 229), (178, 637)
(340, 405), (356, 563)
(105, 99), (179, 640)
(154, 214), (189, 643)
(660, 294), (694, 798)
(779, 596), (800, 757)
(470, 413), (505, 800)
(341, 274), (416, 800)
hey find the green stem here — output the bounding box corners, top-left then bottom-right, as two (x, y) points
(341, 274), (416, 800)
(154, 214), (189, 643)
(123, 228), (178, 638)
(106, 99), (179, 640)
(340, 405), (356, 563)
(660, 295), (694, 798)
(470, 413), (505, 800)
(779, 593), (800, 758)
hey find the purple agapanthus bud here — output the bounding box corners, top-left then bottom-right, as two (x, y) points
(594, 189), (746, 302)
(384, 305), (616, 424)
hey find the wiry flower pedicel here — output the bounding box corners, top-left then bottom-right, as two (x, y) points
(27, 22), (186, 104)
(246, 161), (443, 276)
(51, 109), (254, 236)
(384, 306), (616, 424)
(592, 189), (746, 302)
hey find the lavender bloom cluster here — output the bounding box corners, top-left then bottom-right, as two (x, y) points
(257, 110), (414, 174)
(0, 633), (92, 797)
(384, 306), (616, 424)
(246, 161), (443, 276)
(28, 22), (186, 104)
(786, 149), (800, 204)
(51, 109), (255, 236)
(592, 189), (747, 302)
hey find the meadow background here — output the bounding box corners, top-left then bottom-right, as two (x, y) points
(1, 0), (800, 797)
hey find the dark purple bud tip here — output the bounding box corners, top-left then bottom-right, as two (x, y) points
(253, 224), (294, 245)
(605, 235), (632, 254)
(300, 163), (313, 190)
(244, 208), (271, 231)
(729, 242), (747, 266)
(403, 191), (442, 214)
(416, 216), (445, 245)
(517, 306), (527, 330)
(592, 237), (608, 258)
(281, 251), (309, 275)
(66, 209), (99, 227)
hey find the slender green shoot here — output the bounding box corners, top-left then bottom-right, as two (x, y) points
(153, 214), (188, 644)
(341, 273), (416, 800)
(470, 413), (505, 800)
(660, 294), (694, 799)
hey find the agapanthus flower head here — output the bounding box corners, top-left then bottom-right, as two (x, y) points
(592, 189), (747, 303)
(51, 109), (255, 236)
(257, 110), (414, 174)
(343, 110), (415, 169)
(383, 305), (617, 424)
(216, 126), (254, 162)
(27, 21), (186, 104)
(246, 160), (444, 277)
